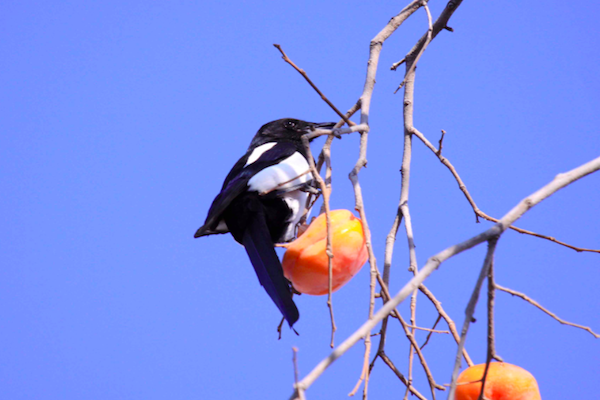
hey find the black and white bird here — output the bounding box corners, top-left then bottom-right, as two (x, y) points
(194, 118), (335, 327)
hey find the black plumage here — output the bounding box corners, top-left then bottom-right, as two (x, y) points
(195, 118), (335, 327)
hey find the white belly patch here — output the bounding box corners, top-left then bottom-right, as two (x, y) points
(280, 190), (310, 242)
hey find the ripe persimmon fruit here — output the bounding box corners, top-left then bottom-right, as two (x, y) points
(456, 362), (541, 400)
(282, 210), (368, 295)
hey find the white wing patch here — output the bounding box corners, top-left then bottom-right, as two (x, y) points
(247, 152), (312, 194)
(245, 142), (277, 166)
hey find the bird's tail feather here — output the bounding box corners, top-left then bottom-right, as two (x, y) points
(242, 213), (299, 327)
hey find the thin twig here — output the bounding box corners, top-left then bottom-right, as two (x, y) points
(409, 126), (480, 221)
(301, 102), (362, 227)
(372, 165), (405, 384)
(316, 102), (362, 171)
(487, 261), (503, 362)
(374, 271), (445, 393)
(292, 348), (307, 400)
(402, 362), (412, 400)
(355, 250), (445, 396)
(477, 260), (503, 400)
(392, 0), (462, 89)
(478, 212), (600, 253)
(398, 312), (445, 393)
(380, 352), (428, 400)
(348, 355), (366, 396)
(495, 284), (600, 338)
(305, 124), (368, 141)
(406, 324), (448, 334)
(259, 170), (311, 196)
(410, 126), (600, 253)
(437, 129), (446, 156)
(301, 135), (337, 348)
(359, 0), (426, 126)
(376, 203), (402, 348)
(394, 1), (434, 93)
(348, 131), (377, 398)
(449, 238), (499, 400)
(273, 44), (353, 126)
(391, 57), (406, 71)
(347, 328), (372, 397)
(419, 284), (473, 366)
(320, 133), (334, 217)
(293, 347), (300, 387)
(400, 33), (425, 400)
(420, 315), (443, 349)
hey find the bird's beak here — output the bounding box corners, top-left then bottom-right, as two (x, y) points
(306, 122), (337, 141)
(313, 122), (336, 130)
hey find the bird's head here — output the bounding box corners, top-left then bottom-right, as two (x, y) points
(250, 118), (336, 147)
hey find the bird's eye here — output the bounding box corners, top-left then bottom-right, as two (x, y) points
(285, 121), (296, 130)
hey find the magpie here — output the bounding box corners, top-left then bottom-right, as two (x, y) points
(194, 118), (336, 327)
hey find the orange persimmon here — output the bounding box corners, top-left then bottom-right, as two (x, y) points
(282, 209), (368, 295)
(455, 362), (541, 400)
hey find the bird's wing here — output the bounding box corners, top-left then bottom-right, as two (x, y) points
(194, 141), (301, 238)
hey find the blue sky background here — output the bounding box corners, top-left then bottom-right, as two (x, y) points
(1, 1), (599, 399)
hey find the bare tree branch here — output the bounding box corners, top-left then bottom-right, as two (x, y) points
(273, 44), (353, 127)
(278, 1), (598, 398)
(495, 284), (600, 338)
(406, 324), (449, 334)
(400, 51), (430, 399)
(437, 129), (446, 155)
(419, 284), (474, 367)
(349, 8), (436, 388)
(476, 260), (503, 400)
(371, 271), (445, 394)
(486, 262), (503, 362)
(289, 156), (600, 399)
(420, 315), (443, 350)
(300, 135), (337, 348)
(394, 1), (433, 93)
(410, 126), (600, 253)
(292, 347), (300, 388)
(359, 0), (426, 126)
(448, 238), (499, 399)
(391, 0), (460, 71)
(301, 102), (362, 227)
(381, 352), (428, 400)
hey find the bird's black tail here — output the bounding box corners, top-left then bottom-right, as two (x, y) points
(242, 212), (299, 327)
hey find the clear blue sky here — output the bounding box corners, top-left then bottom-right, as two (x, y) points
(1, 1), (599, 399)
